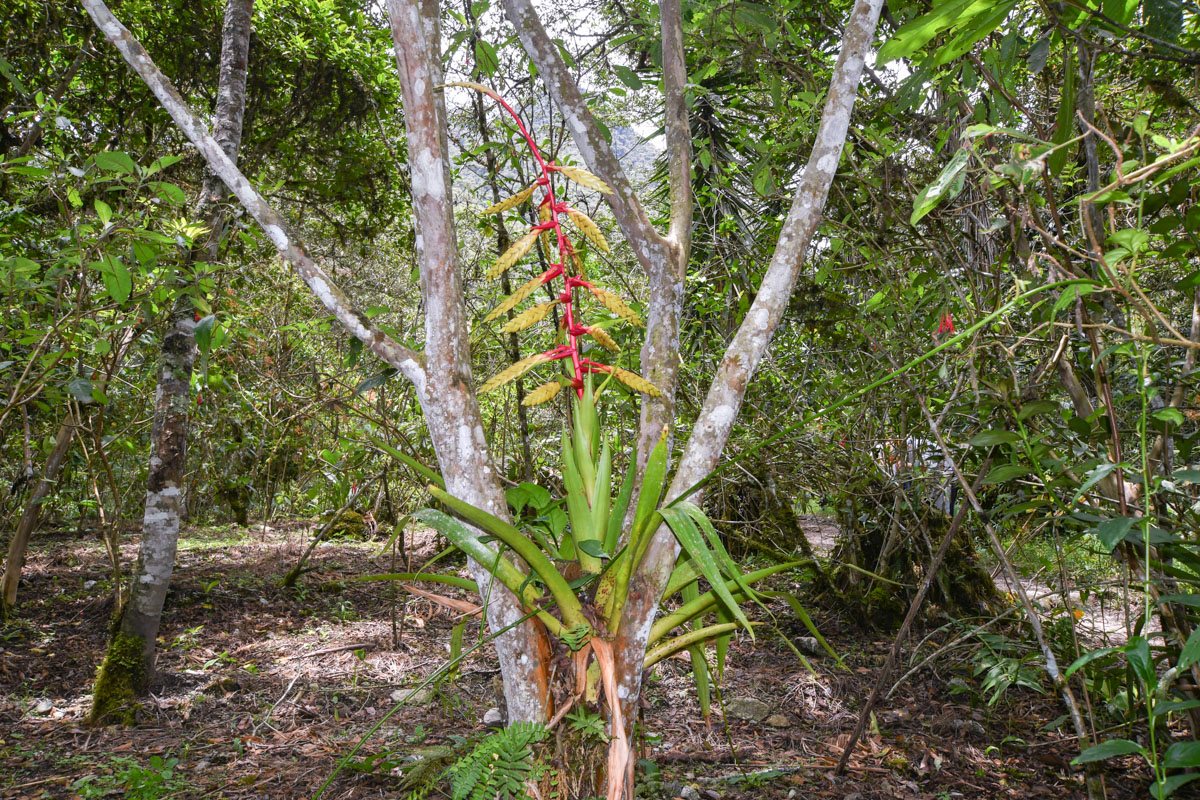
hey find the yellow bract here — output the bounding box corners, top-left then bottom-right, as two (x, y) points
(589, 286), (644, 327)
(478, 351), (551, 393)
(487, 230), (539, 280)
(522, 380), (563, 406)
(611, 366), (662, 397)
(500, 301), (556, 333)
(483, 183), (537, 215)
(567, 209), (609, 253)
(585, 326), (619, 352)
(558, 165), (613, 194)
(485, 272), (548, 322)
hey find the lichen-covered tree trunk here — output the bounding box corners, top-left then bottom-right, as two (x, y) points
(0, 411), (75, 612)
(385, 0), (552, 722)
(90, 0), (253, 724)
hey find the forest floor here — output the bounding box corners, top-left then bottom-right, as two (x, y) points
(0, 519), (1167, 799)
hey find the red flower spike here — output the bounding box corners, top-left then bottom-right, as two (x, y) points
(934, 313), (955, 336)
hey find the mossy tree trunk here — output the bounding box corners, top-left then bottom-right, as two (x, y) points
(90, 0), (253, 724)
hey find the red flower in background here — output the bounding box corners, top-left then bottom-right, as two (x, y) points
(935, 313), (955, 336)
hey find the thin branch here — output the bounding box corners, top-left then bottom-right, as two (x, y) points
(79, 0), (427, 389)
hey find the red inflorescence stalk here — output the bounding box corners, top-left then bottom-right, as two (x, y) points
(483, 90), (593, 398)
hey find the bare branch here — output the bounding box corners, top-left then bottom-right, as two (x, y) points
(670, 0), (885, 496)
(80, 0), (427, 390)
(661, 0), (692, 250)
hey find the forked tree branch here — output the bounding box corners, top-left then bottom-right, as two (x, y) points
(501, 0), (670, 275)
(669, 0), (885, 497)
(612, 0), (886, 723)
(79, 0), (428, 391)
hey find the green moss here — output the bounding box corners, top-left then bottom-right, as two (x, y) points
(325, 509), (366, 539)
(89, 630), (147, 726)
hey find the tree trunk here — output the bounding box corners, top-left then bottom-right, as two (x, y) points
(1, 410), (76, 613)
(90, 0), (253, 724)
(385, 0), (552, 722)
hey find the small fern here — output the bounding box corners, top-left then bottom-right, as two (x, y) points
(446, 722), (548, 800)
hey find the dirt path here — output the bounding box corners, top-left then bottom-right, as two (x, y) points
(0, 521), (1153, 798)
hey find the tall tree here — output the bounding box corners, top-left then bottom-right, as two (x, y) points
(89, 0), (255, 723)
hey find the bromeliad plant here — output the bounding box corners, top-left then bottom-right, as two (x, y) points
(413, 380), (805, 798)
(452, 81), (660, 403)
(386, 83), (830, 799)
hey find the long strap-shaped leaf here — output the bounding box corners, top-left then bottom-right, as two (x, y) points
(650, 561), (804, 644)
(351, 572), (478, 593)
(677, 500), (769, 614)
(412, 508), (564, 637)
(428, 486), (588, 631)
(643, 622), (756, 669)
(659, 505), (753, 637)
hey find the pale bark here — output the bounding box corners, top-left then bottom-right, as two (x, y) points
(1, 411), (75, 610)
(612, 0), (885, 720)
(91, 0), (254, 713)
(385, 0), (551, 722)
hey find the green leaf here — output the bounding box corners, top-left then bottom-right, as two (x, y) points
(0, 53), (28, 95)
(911, 149), (970, 225)
(968, 430), (1019, 446)
(94, 199), (112, 226)
(632, 433), (668, 544)
(1178, 625), (1200, 672)
(94, 150), (138, 176)
(577, 540), (609, 559)
(1048, 45), (1077, 176)
(1153, 407), (1185, 426)
(1151, 773), (1200, 800)
(613, 65), (642, 89)
(1064, 646), (1122, 679)
(930, 0), (1019, 67)
(474, 39), (499, 76)
(194, 315), (216, 355)
(1164, 741), (1200, 768)
(89, 255), (132, 304)
(1126, 636), (1155, 686)
(981, 464), (1029, 484)
(1146, 0), (1184, 44)
(876, 0), (993, 65)
(605, 459), (636, 553)
(1071, 738), (1145, 764)
(353, 368), (398, 397)
(67, 377), (95, 404)
(1017, 400), (1059, 420)
(660, 506), (753, 638)
(1074, 461), (1124, 504)
(1094, 516), (1135, 551)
